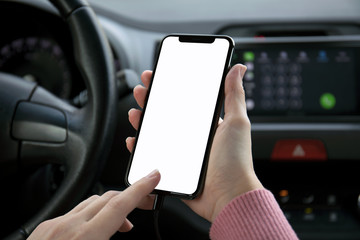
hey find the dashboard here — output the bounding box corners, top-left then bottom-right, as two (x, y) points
(233, 38), (360, 117)
(0, 2), (84, 99)
(1, 0), (360, 239)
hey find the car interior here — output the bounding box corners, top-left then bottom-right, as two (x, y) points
(0, 0), (359, 239)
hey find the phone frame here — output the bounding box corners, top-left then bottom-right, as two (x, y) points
(125, 34), (234, 199)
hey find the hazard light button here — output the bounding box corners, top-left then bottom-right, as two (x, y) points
(271, 140), (327, 161)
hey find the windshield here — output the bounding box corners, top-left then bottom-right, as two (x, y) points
(89, 0), (360, 23)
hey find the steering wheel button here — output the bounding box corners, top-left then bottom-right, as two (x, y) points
(271, 139), (327, 161)
(12, 101), (67, 143)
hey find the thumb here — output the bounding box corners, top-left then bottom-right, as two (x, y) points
(224, 64), (248, 119)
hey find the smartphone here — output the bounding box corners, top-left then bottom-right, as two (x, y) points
(126, 34), (234, 199)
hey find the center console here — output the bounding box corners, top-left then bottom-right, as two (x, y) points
(232, 36), (360, 119)
(231, 35), (360, 239)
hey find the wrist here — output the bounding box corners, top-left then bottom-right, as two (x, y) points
(210, 173), (264, 222)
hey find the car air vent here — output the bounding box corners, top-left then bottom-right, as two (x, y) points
(219, 24), (360, 37)
(254, 30), (327, 37)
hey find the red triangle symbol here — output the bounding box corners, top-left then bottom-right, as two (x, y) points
(292, 144), (305, 157)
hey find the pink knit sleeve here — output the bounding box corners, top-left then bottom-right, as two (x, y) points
(210, 189), (298, 240)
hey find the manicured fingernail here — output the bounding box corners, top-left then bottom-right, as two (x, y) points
(146, 169), (159, 179)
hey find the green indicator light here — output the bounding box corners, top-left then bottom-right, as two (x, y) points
(243, 51), (255, 62)
(320, 93), (336, 110)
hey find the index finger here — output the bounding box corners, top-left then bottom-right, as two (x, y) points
(87, 170), (161, 237)
(141, 70), (152, 88)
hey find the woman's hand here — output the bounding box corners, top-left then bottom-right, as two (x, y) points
(126, 64), (263, 223)
(28, 170), (160, 240)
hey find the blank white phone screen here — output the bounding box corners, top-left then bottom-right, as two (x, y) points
(128, 36), (231, 195)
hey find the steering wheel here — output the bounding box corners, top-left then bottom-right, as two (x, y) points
(0, 0), (118, 239)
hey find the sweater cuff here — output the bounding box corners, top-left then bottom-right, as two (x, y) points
(210, 189), (298, 240)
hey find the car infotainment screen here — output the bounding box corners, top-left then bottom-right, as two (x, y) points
(232, 42), (360, 116)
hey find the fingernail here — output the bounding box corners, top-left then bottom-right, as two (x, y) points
(239, 64), (247, 79)
(146, 169), (159, 179)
